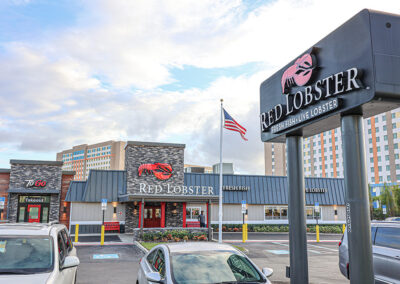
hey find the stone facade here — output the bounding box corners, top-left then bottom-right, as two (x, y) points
(125, 203), (139, 233)
(9, 162), (62, 191)
(125, 142), (185, 195)
(8, 194), (18, 222)
(166, 202), (183, 227)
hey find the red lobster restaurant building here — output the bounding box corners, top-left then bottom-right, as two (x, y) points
(0, 141), (346, 238)
(64, 141), (346, 237)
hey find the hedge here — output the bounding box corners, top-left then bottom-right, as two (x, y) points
(211, 224), (343, 234)
(142, 230), (208, 242)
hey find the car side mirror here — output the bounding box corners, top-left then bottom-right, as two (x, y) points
(262, 267), (273, 277)
(62, 256), (80, 270)
(145, 271), (163, 283)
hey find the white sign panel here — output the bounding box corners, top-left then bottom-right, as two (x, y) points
(315, 202), (320, 212)
(101, 199), (107, 211)
(0, 197), (5, 210)
(382, 205), (387, 215)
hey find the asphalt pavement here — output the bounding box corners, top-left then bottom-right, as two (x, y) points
(74, 232), (346, 284)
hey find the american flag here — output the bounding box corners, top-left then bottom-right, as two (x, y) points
(223, 108), (248, 141)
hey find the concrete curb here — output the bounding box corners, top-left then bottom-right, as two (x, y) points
(134, 241), (149, 253)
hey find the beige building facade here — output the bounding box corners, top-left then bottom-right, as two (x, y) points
(56, 140), (125, 180)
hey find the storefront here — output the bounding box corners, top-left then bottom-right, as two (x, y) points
(0, 160), (75, 228)
(65, 141), (346, 234)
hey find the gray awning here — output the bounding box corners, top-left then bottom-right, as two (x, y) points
(8, 188), (59, 194)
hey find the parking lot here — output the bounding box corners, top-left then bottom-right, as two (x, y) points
(74, 233), (348, 284)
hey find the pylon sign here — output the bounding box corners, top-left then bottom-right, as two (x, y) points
(260, 9), (400, 143)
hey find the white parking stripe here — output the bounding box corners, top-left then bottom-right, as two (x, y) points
(307, 243), (338, 252)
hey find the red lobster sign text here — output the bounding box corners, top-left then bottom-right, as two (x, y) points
(138, 163), (173, 181)
(281, 53), (316, 94)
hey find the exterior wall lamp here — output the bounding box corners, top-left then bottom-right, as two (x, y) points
(334, 209), (338, 216)
(63, 206), (67, 214)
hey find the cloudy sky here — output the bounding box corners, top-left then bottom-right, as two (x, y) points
(0, 0), (399, 174)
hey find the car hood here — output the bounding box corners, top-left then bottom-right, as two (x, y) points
(0, 272), (51, 283)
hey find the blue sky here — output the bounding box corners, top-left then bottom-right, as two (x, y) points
(0, 0), (398, 173)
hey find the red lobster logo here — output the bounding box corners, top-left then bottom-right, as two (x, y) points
(281, 53), (316, 94)
(138, 163), (173, 181)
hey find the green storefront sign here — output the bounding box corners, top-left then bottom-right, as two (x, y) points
(19, 196), (50, 204)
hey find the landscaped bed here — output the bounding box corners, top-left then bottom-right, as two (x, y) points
(141, 230), (208, 242)
(211, 224), (344, 234)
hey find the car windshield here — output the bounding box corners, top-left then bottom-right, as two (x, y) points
(0, 236), (53, 274)
(171, 251), (264, 284)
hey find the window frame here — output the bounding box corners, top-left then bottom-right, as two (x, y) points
(186, 207), (201, 221)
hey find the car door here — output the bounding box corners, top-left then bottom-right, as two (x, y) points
(139, 249), (157, 284)
(57, 231), (76, 284)
(373, 226), (400, 284)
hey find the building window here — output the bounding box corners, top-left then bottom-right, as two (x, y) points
(306, 207), (320, 220)
(383, 116), (386, 121)
(376, 137), (380, 142)
(384, 135), (388, 141)
(386, 165), (390, 171)
(383, 125), (387, 131)
(186, 207), (201, 221)
(265, 206), (287, 220)
(387, 176), (391, 181)
(385, 145), (389, 151)
(394, 133), (398, 139)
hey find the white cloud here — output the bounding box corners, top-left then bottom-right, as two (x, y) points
(1, 0), (400, 172)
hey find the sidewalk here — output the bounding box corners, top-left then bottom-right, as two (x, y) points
(73, 233), (134, 246)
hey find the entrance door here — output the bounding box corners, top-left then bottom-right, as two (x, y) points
(144, 206), (161, 228)
(28, 205), (41, 223)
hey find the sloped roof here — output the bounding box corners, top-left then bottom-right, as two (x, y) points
(184, 173), (345, 205)
(66, 170), (126, 202)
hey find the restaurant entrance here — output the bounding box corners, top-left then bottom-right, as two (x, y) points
(17, 195), (50, 223)
(143, 204), (161, 228)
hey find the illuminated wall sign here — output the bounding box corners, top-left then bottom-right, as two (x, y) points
(138, 163), (173, 180)
(260, 10), (400, 143)
(223, 186), (250, 191)
(305, 188), (327, 193)
(139, 183), (214, 195)
(25, 179), (47, 188)
(19, 196), (50, 203)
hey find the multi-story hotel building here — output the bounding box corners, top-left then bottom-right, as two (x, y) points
(265, 109), (400, 184)
(56, 141), (125, 180)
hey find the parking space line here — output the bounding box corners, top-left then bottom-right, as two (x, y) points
(307, 243), (338, 252)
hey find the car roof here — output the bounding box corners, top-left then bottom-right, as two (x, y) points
(0, 223), (66, 236)
(164, 242), (238, 253)
(371, 221), (400, 227)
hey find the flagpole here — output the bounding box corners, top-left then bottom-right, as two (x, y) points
(219, 99), (223, 243)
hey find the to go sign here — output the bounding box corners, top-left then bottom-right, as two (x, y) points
(25, 179), (47, 188)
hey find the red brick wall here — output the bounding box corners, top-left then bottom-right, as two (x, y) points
(59, 174), (74, 229)
(0, 172), (10, 221)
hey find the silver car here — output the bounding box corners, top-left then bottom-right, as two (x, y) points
(0, 222), (79, 284)
(339, 221), (400, 283)
(137, 242), (273, 284)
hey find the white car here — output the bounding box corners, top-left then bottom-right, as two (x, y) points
(0, 222), (79, 284)
(138, 242), (273, 284)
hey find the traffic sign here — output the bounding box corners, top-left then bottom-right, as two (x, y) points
(373, 200), (380, 209)
(314, 202), (320, 212)
(0, 197), (5, 210)
(241, 200), (246, 214)
(101, 199), (107, 211)
(382, 205), (387, 215)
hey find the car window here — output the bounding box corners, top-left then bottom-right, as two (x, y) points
(152, 249), (166, 278)
(371, 226), (377, 244)
(61, 229), (72, 252)
(57, 233), (66, 266)
(171, 251), (263, 284)
(147, 249), (157, 265)
(375, 227), (400, 250)
(0, 237), (54, 273)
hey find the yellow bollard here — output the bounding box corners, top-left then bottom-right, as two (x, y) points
(342, 224), (346, 234)
(74, 224), (79, 243)
(316, 225), (320, 243)
(242, 224), (245, 243)
(100, 225), (105, 245)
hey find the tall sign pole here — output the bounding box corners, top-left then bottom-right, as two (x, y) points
(218, 98), (224, 244)
(341, 115), (374, 283)
(286, 136), (309, 283)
